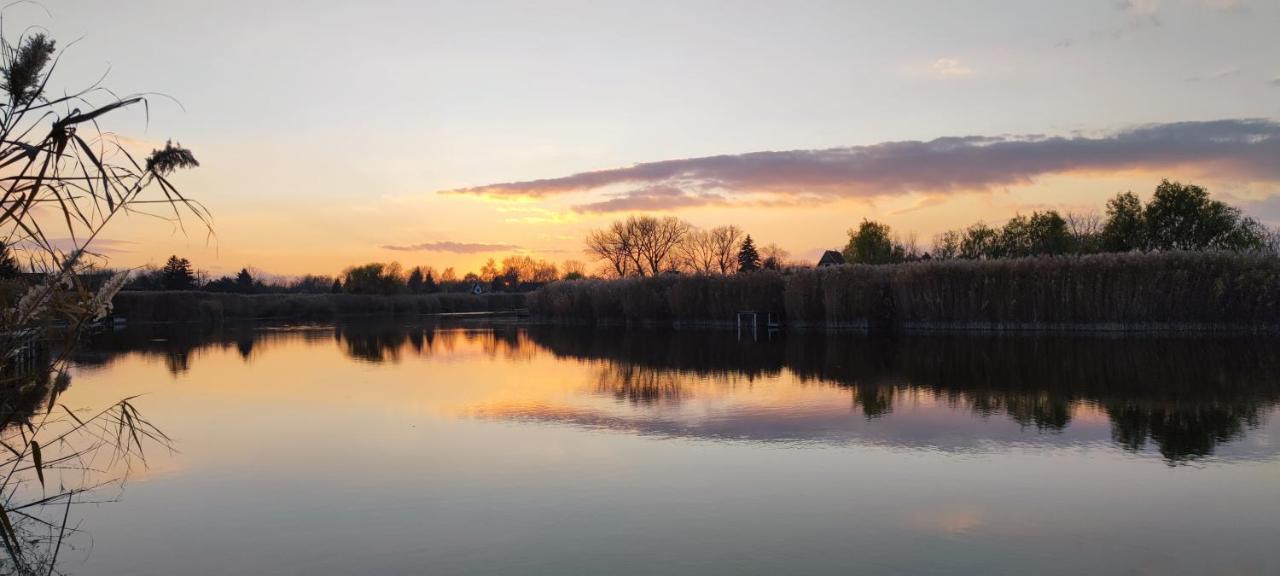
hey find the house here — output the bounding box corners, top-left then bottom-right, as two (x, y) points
(816, 250), (846, 268)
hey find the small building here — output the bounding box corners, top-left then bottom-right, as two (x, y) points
(816, 250), (846, 268)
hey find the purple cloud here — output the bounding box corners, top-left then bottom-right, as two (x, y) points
(382, 241), (521, 253)
(441, 119), (1280, 212)
(572, 185), (729, 213)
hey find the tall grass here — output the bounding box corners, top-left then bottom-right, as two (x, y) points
(530, 251), (1280, 330)
(112, 292), (527, 323)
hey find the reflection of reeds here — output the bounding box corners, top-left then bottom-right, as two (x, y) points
(112, 292), (526, 323)
(1, 391), (170, 574)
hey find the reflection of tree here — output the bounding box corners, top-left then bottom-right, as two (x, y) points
(1107, 403), (1261, 461)
(594, 363), (687, 406)
(74, 323), (1280, 464)
(526, 329), (1280, 464)
(335, 324), (407, 363)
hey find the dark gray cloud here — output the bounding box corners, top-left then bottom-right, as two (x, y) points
(442, 119), (1280, 213)
(382, 241), (521, 253)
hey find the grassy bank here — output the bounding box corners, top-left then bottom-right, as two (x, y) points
(528, 251), (1280, 331)
(113, 291), (526, 323)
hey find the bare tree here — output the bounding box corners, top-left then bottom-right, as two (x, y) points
(585, 216), (691, 277)
(759, 242), (790, 269)
(1066, 211), (1103, 254)
(631, 216), (690, 275)
(585, 221), (635, 278)
(709, 225), (745, 274)
(677, 228), (719, 274)
(561, 259), (587, 279)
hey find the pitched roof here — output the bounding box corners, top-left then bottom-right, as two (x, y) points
(817, 250), (846, 267)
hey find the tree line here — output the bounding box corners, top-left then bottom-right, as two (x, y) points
(577, 180), (1274, 275)
(842, 180), (1272, 265)
(112, 254), (587, 296)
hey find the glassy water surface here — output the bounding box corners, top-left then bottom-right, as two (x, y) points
(58, 322), (1280, 575)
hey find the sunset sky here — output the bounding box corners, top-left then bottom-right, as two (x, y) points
(32, 0), (1280, 277)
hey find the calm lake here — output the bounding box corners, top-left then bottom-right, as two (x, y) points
(58, 321), (1280, 575)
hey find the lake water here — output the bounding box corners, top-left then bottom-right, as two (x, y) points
(54, 321), (1280, 575)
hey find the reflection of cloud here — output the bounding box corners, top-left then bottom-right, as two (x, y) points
(442, 119), (1280, 212)
(905, 507), (983, 535)
(469, 397), (1120, 452)
(381, 241), (521, 253)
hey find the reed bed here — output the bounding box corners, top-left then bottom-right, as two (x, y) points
(112, 292), (526, 323)
(530, 251), (1280, 330)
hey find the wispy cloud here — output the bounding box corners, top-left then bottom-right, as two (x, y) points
(1269, 76), (1280, 88)
(442, 119), (1280, 213)
(16, 237), (139, 256)
(1118, 0), (1159, 16)
(929, 58), (974, 78)
(382, 241), (521, 253)
(1200, 0), (1240, 11)
(1185, 66), (1240, 82)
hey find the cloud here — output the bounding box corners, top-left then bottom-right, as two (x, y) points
(1200, 0), (1240, 11)
(572, 185), (729, 213)
(1118, 0), (1159, 16)
(442, 119), (1280, 212)
(381, 241), (521, 253)
(1269, 76), (1280, 88)
(16, 237), (138, 256)
(1185, 66), (1240, 82)
(929, 58), (973, 78)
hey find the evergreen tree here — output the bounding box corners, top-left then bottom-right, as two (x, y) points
(0, 241), (20, 279)
(407, 267), (425, 293)
(160, 255), (196, 290)
(737, 235), (760, 273)
(423, 269), (438, 293)
(234, 268), (255, 293)
(331, 278), (343, 293)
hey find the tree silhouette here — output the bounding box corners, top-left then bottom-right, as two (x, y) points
(737, 235), (760, 273)
(0, 241), (20, 279)
(160, 256), (196, 290)
(843, 220), (901, 264)
(423, 269), (438, 293)
(235, 268), (255, 293)
(407, 267), (425, 293)
(1102, 191), (1145, 252)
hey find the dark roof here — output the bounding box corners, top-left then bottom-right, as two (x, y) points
(817, 250), (846, 267)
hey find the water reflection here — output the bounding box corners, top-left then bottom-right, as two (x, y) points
(76, 322), (1280, 465)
